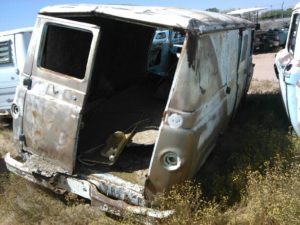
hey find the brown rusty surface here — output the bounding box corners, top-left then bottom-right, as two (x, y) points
(9, 8), (255, 214)
(23, 79), (83, 174)
(146, 28), (253, 198)
(169, 34), (224, 112)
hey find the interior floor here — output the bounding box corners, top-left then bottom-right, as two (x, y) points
(64, 15), (178, 184)
(76, 75), (173, 184)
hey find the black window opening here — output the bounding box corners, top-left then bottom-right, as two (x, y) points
(40, 24), (93, 79)
(0, 40), (12, 65)
(288, 13), (300, 54)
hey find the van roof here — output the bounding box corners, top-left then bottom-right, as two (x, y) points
(40, 4), (253, 33)
(0, 27), (33, 36)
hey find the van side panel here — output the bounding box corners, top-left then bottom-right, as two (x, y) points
(146, 29), (251, 197)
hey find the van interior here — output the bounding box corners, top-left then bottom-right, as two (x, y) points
(45, 15), (185, 183)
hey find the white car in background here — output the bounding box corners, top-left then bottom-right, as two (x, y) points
(0, 27), (32, 116)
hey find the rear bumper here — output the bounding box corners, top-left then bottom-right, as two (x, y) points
(4, 153), (173, 222)
(0, 108), (11, 117)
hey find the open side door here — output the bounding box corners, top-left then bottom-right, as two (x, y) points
(21, 16), (100, 174)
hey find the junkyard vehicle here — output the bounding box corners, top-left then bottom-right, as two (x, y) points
(149, 30), (185, 76)
(152, 30), (185, 45)
(5, 4), (254, 219)
(266, 28), (288, 48)
(0, 28), (32, 116)
(254, 28), (288, 52)
(275, 3), (300, 136)
(254, 29), (268, 51)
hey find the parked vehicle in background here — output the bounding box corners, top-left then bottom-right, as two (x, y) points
(254, 29), (268, 51)
(275, 2), (300, 135)
(255, 28), (288, 52)
(5, 4), (254, 220)
(149, 30), (185, 76)
(152, 30), (185, 45)
(0, 28), (32, 116)
(265, 28), (288, 47)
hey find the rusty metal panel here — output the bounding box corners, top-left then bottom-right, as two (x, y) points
(19, 16), (101, 174)
(146, 29), (252, 197)
(23, 80), (82, 173)
(7, 4), (255, 219)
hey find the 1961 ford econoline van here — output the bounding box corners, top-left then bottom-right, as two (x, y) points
(0, 27), (32, 116)
(5, 4), (254, 219)
(275, 3), (300, 136)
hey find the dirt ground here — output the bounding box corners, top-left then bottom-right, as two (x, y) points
(253, 52), (277, 81)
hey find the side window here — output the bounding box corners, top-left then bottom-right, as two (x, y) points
(0, 40), (12, 65)
(288, 13), (300, 54)
(40, 24), (93, 79)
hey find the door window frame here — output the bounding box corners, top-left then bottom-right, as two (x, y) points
(287, 13), (300, 55)
(32, 15), (100, 93)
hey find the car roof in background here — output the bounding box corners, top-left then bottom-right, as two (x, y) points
(0, 27), (33, 36)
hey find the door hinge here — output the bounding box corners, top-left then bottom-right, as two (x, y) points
(23, 78), (32, 90)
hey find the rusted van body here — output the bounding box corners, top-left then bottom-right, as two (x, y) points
(5, 4), (254, 218)
(275, 3), (300, 136)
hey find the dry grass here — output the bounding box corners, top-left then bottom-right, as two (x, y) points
(1, 79), (300, 225)
(148, 79), (300, 225)
(0, 173), (119, 225)
(235, 159), (300, 225)
(0, 119), (15, 158)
